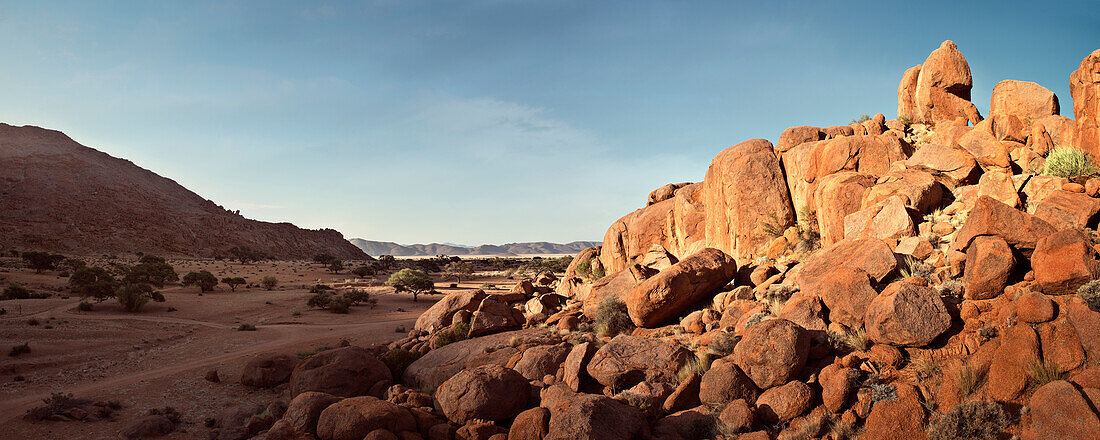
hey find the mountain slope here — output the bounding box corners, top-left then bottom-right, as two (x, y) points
(0, 124), (366, 259)
(349, 239), (600, 257)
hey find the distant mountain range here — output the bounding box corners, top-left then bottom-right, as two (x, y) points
(349, 239), (600, 257)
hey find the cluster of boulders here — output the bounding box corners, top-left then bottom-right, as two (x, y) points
(195, 41), (1100, 440)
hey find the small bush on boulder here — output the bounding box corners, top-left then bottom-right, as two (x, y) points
(1078, 280), (1100, 312)
(1042, 147), (1100, 178)
(595, 296), (634, 338)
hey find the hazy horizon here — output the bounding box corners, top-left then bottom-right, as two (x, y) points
(1, 0), (1097, 244)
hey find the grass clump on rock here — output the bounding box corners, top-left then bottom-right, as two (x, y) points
(1078, 280), (1100, 312)
(595, 296), (634, 338)
(1041, 147), (1100, 179)
(927, 401), (1007, 440)
(1026, 357), (1064, 388)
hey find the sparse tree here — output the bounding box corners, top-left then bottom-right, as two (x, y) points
(443, 261), (474, 283)
(182, 271), (218, 292)
(70, 267), (121, 302)
(124, 256), (178, 287)
(221, 277), (246, 292)
(21, 251), (65, 274)
(313, 253), (337, 265)
(328, 259), (344, 274)
(376, 255), (396, 271)
(261, 276), (278, 291)
(386, 268), (434, 302)
(307, 293), (331, 309)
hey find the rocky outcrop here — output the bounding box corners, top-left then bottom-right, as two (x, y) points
(951, 196), (1057, 254)
(864, 281), (951, 347)
(414, 290), (487, 333)
(1070, 49), (1100, 157)
(989, 80), (1060, 120)
(435, 365), (530, 423)
(315, 396), (416, 440)
(899, 40), (982, 125)
(702, 139), (795, 262)
(241, 354), (299, 389)
(402, 328), (555, 391)
(733, 319), (810, 389)
(625, 248), (736, 327)
(290, 346), (391, 398)
(586, 334), (692, 390)
(1032, 229), (1100, 295)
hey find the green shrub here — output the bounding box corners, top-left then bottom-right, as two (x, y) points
(70, 267), (121, 301)
(1078, 280), (1100, 312)
(595, 296), (634, 338)
(21, 251), (65, 273)
(261, 276), (278, 290)
(3, 285), (30, 300)
(236, 323), (257, 331)
(115, 283), (162, 312)
(329, 296), (351, 314)
(850, 114), (871, 124)
(307, 293), (331, 309)
(381, 348), (423, 378)
(124, 256), (178, 287)
(1042, 147), (1100, 178)
(297, 345), (334, 359)
(343, 289), (377, 308)
(575, 259), (592, 279)
(434, 322), (470, 348)
(927, 401), (1007, 440)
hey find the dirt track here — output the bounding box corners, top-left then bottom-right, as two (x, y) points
(0, 298), (419, 421)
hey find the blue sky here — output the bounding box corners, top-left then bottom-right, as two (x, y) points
(1, 1), (1096, 245)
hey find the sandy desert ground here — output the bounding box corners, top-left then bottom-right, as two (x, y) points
(0, 257), (517, 440)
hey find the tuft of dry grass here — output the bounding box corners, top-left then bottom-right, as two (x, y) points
(954, 364), (981, 398)
(910, 355), (939, 381)
(1026, 358), (1064, 388)
(676, 352), (712, 384)
(844, 328), (870, 352)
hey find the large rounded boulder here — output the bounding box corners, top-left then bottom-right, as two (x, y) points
(626, 248), (736, 327)
(733, 319), (810, 389)
(290, 346), (392, 398)
(285, 391), (342, 437)
(864, 281), (951, 347)
(586, 334), (693, 390)
(434, 364), (530, 424)
(240, 354), (299, 388)
(315, 396), (416, 440)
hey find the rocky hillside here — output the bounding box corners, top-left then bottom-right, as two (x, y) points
(205, 42), (1100, 440)
(350, 239), (601, 257)
(0, 124), (366, 260)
